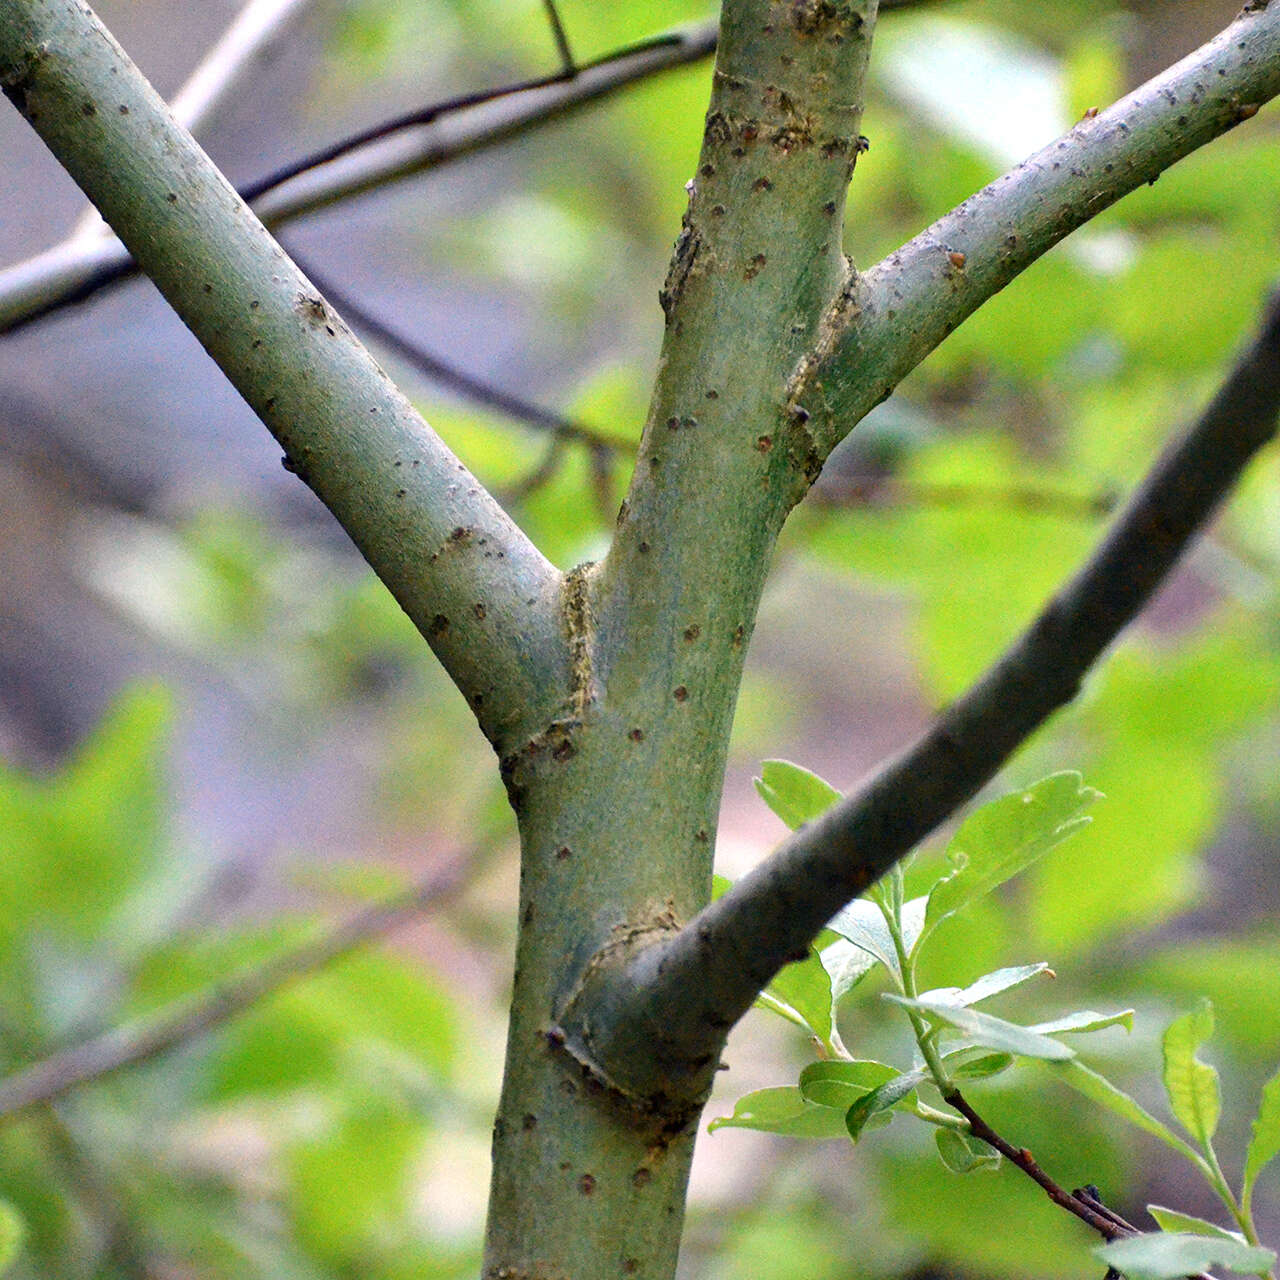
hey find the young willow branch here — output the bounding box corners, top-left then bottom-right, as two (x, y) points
(0, 853), (479, 1120)
(0, 0), (566, 751)
(792, 0), (1280, 459)
(570, 285), (1280, 1109)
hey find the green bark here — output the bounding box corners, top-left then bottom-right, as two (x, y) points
(485, 5), (879, 1272)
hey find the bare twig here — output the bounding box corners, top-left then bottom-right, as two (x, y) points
(290, 248), (617, 450)
(945, 1090), (1132, 1240)
(541, 0), (576, 77)
(0, 851), (483, 1120)
(946, 1095), (1216, 1280)
(570, 287), (1280, 1107)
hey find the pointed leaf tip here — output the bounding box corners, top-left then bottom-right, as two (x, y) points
(755, 760), (842, 830)
(1162, 999), (1221, 1145)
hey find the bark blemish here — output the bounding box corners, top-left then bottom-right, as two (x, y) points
(563, 562), (598, 718)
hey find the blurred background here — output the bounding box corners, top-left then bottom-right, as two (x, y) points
(1, 0), (1279, 1275)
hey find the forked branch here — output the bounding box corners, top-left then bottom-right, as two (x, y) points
(0, 0), (566, 751)
(571, 286), (1280, 1108)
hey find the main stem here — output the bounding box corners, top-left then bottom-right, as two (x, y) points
(482, 4), (878, 1275)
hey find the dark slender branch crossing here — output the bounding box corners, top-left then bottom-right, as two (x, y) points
(944, 1090), (1131, 1240)
(291, 247), (616, 450)
(946, 1095), (1215, 1280)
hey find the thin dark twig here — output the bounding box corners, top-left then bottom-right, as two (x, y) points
(588, 441), (616, 524)
(501, 436), (566, 505)
(944, 1090), (1133, 1240)
(946, 1095), (1216, 1280)
(236, 31), (682, 206)
(0, 850), (485, 1120)
(542, 0), (576, 76)
(290, 248), (616, 449)
(1074, 1185), (1143, 1237)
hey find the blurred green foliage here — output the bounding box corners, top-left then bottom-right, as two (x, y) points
(2, 0), (1279, 1276)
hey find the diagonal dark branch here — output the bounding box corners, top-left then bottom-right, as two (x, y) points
(562, 286), (1280, 1109)
(0, 850), (483, 1121)
(947, 1099), (1217, 1280)
(289, 247), (618, 450)
(945, 1091), (1134, 1240)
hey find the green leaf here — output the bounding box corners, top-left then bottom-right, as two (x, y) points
(819, 936), (879, 1008)
(755, 760), (842, 830)
(828, 896), (927, 980)
(1244, 1066), (1280, 1202)
(845, 1069), (926, 1140)
(1029, 1009), (1135, 1036)
(885, 996), (1075, 1061)
(1162, 1000), (1221, 1145)
(1097, 1232), (1275, 1280)
(0, 683), (172, 943)
(708, 1088), (851, 1139)
(286, 1099), (422, 1263)
(757, 950), (834, 1044)
(920, 772), (1099, 950)
(799, 1060), (898, 1110)
(1046, 1060), (1202, 1164)
(935, 1127), (1001, 1174)
(1146, 1206), (1243, 1242)
(0, 1201), (22, 1276)
(919, 963), (1051, 1008)
(943, 1049), (1016, 1081)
